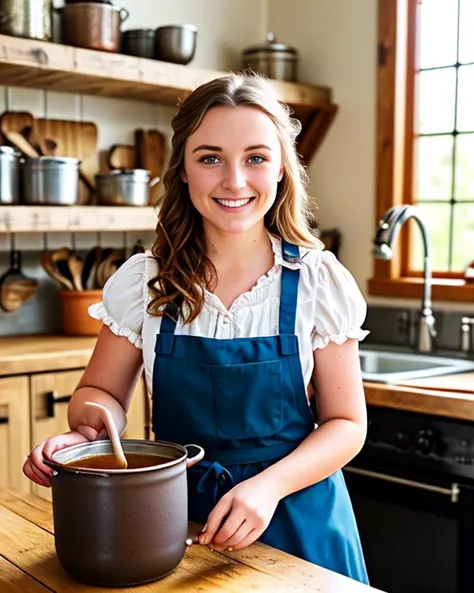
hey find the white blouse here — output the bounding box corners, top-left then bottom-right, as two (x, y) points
(89, 234), (369, 397)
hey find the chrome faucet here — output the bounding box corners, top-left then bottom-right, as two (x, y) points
(373, 205), (436, 353)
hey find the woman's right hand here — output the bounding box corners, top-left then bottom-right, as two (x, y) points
(23, 431), (92, 488)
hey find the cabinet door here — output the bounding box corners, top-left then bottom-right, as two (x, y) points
(30, 369), (84, 501)
(0, 376), (30, 494)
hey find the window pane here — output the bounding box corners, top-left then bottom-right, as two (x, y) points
(415, 136), (454, 201)
(459, 0), (474, 64)
(411, 203), (451, 272)
(417, 68), (456, 134)
(419, 0), (458, 69)
(457, 65), (474, 132)
(452, 204), (474, 271)
(455, 134), (474, 200)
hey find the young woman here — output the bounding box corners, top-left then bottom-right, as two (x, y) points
(24, 74), (369, 584)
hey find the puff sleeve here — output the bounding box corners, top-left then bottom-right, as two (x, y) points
(311, 251), (369, 350)
(88, 252), (148, 348)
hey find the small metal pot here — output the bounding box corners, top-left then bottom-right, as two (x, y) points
(95, 169), (160, 206)
(242, 32), (299, 82)
(59, 1), (129, 52)
(0, 146), (21, 205)
(122, 28), (155, 59)
(22, 157), (79, 205)
(46, 439), (204, 587)
(155, 24), (197, 65)
(0, 0), (53, 41)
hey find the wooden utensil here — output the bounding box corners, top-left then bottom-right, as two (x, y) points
(0, 248), (38, 312)
(4, 131), (40, 158)
(135, 129), (165, 205)
(82, 246), (102, 290)
(0, 110), (35, 141)
(85, 401), (128, 470)
(41, 250), (75, 291)
(67, 254), (84, 291)
(108, 144), (137, 170)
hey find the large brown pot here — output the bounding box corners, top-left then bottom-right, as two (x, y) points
(46, 439), (204, 587)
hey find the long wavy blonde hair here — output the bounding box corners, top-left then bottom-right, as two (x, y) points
(147, 73), (323, 323)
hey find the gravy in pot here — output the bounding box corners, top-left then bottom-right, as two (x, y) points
(63, 453), (172, 470)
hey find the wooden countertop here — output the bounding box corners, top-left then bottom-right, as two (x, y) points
(0, 335), (473, 421)
(0, 487), (382, 592)
(0, 335), (97, 375)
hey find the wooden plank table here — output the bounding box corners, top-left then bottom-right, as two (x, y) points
(0, 487), (383, 592)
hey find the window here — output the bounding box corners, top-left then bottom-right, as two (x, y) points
(369, 0), (474, 302)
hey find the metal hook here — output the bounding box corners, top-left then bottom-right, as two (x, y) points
(43, 232), (48, 252)
(10, 233), (15, 252)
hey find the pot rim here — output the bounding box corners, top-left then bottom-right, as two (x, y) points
(46, 438), (192, 476)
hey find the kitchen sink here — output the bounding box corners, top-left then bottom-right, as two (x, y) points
(359, 347), (474, 383)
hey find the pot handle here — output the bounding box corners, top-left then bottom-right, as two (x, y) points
(119, 8), (130, 22)
(184, 444), (204, 468)
(149, 176), (161, 188)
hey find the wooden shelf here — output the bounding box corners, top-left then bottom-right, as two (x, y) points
(0, 205), (157, 233)
(0, 34), (337, 165)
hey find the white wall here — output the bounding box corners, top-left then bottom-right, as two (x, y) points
(269, 0), (377, 299)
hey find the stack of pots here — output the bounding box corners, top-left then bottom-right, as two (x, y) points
(0, 149), (80, 205)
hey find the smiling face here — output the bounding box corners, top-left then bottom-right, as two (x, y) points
(182, 105), (284, 236)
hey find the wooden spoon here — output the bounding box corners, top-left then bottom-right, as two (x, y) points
(85, 401), (128, 470)
(67, 254), (84, 291)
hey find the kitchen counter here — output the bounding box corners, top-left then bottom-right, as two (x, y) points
(1, 335), (474, 421)
(0, 486), (382, 592)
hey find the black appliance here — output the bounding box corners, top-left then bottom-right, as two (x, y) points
(344, 405), (474, 593)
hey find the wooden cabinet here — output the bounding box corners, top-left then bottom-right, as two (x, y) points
(0, 376), (30, 495)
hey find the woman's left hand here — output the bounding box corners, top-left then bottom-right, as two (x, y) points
(198, 474), (280, 551)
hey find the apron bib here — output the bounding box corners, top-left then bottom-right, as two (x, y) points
(151, 240), (368, 584)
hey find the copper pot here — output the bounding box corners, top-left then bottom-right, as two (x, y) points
(59, 1), (129, 52)
(45, 439), (204, 587)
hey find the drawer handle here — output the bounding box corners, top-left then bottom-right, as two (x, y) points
(0, 417), (9, 425)
(46, 391), (73, 418)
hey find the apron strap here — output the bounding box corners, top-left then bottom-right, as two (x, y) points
(279, 240), (300, 335)
(160, 306), (178, 334)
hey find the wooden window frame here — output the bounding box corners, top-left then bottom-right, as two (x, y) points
(368, 0), (474, 302)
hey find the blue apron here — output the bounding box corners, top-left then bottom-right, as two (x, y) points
(152, 241), (368, 584)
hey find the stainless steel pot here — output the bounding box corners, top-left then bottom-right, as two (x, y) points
(0, 146), (20, 204)
(22, 157), (79, 205)
(0, 0), (53, 41)
(59, 1), (129, 52)
(242, 32), (299, 82)
(95, 169), (160, 206)
(122, 28), (155, 59)
(46, 439), (204, 587)
(155, 24), (197, 65)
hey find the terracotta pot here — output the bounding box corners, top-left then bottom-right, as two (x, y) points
(59, 290), (102, 336)
(46, 439), (204, 587)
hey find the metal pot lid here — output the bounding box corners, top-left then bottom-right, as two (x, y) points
(0, 146), (18, 155)
(243, 32), (298, 55)
(156, 24), (198, 33)
(96, 168), (150, 178)
(123, 28), (155, 37)
(26, 156), (79, 165)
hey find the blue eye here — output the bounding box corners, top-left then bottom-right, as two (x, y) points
(199, 155), (220, 164)
(248, 155), (266, 164)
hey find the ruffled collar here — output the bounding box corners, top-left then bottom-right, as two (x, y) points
(203, 231), (309, 313)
